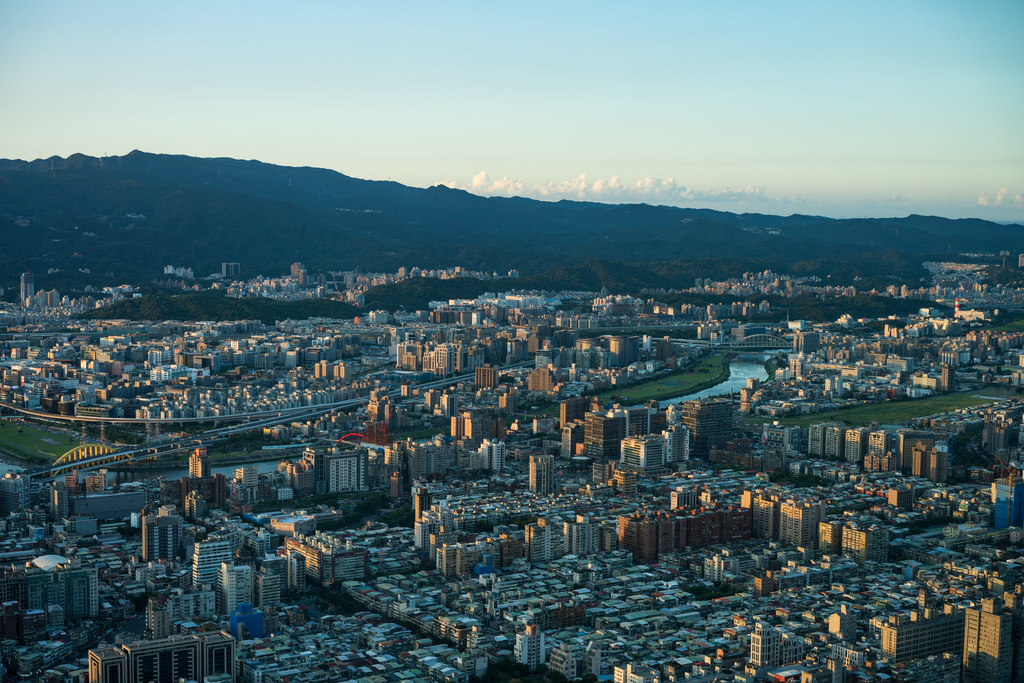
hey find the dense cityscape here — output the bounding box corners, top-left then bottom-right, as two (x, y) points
(1, 254), (1024, 683)
(2, 3), (1021, 682)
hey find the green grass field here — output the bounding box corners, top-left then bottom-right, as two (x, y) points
(0, 422), (77, 462)
(759, 393), (996, 428)
(989, 317), (1024, 332)
(597, 355), (726, 403)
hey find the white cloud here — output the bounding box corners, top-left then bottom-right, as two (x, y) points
(995, 187), (1009, 206)
(440, 171), (777, 205)
(978, 191), (990, 207)
(463, 171), (525, 196)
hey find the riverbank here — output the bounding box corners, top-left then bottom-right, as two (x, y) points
(108, 450), (297, 471)
(597, 354), (733, 406)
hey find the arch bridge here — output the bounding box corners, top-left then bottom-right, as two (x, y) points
(50, 444), (140, 477)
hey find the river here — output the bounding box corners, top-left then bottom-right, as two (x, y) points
(107, 354), (775, 484)
(660, 352), (773, 408)
(0, 353), (777, 483)
(102, 459), (286, 487)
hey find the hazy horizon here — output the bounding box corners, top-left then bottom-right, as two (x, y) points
(2, 1), (1021, 221)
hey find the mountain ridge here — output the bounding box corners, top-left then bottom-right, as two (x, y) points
(1, 151), (1020, 291)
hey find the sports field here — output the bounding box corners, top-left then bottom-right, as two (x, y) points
(760, 393), (995, 428)
(0, 422), (76, 462)
(597, 355), (727, 404)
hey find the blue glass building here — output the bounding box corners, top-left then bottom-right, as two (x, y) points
(230, 603), (264, 640)
(994, 479), (1024, 529)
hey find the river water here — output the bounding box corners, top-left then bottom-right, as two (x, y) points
(660, 352), (773, 408)
(0, 353), (776, 483)
(103, 459), (286, 487)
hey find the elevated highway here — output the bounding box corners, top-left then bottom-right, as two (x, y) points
(27, 361), (532, 479)
(685, 333), (791, 349)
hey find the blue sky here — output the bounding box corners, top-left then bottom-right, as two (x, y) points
(1, 1), (1022, 220)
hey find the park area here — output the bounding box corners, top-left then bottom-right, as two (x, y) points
(764, 393), (996, 429)
(0, 421), (77, 463)
(597, 354), (727, 405)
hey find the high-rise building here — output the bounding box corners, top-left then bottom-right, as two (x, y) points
(477, 439), (506, 472)
(50, 483), (69, 521)
(548, 643), (578, 681)
(584, 409), (627, 460)
(617, 508), (751, 562)
(88, 646), (128, 683)
(20, 272), (34, 306)
(560, 396), (592, 426)
(302, 447), (327, 495)
(88, 632), (235, 683)
(994, 477), (1024, 529)
(742, 490), (781, 539)
(561, 421), (584, 458)
(880, 604), (964, 663)
(611, 469), (637, 497)
(413, 486), (432, 522)
(911, 445), (948, 483)
(217, 562), (253, 616)
(619, 434), (666, 475)
(963, 598), (1012, 683)
(584, 642), (601, 677)
(868, 430), (891, 457)
(663, 425), (690, 464)
(515, 624), (546, 671)
(563, 515), (598, 556)
(525, 518), (560, 563)
(221, 262), (240, 278)
(682, 398), (732, 459)
(192, 539), (232, 587)
(145, 599), (170, 639)
(255, 572), (280, 610)
(751, 622), (782, 668)
(286, 551), (306, 591)
(189, 447), (210, 479)
(941, 364), (953, 393)
(529, 454), (554, 495)
(793, 331), (820, 355)
(844, 428), (870, 464)
(779, 500), (825, 547)
(672, 486), (701, 510)
(819, 521), (844, 555)
(185, 489), (207, 519)
(0, 473), (28, 515)
(327, 448), (368, 493)
(142, 506), (182, 562)
(284, 535), (368, 584)
(887, 486), (915, 509)
(897, 430), (935, 472)
(841, 524), (889, 564)
(475, 364), (497, 389)
(808, 423), (841, 458)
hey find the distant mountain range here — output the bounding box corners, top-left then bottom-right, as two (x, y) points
(1, 151), (1020, 293)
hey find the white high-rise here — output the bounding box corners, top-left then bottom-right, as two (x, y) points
(515, 624), (546, 671)
(750, 622), (781, 668)
(563, 515), (598, 556)
(327, 449), (368, 492)
(477, 439), (506, 472)
(216, 562), (253, 615)
(192, 539), (232, 587)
